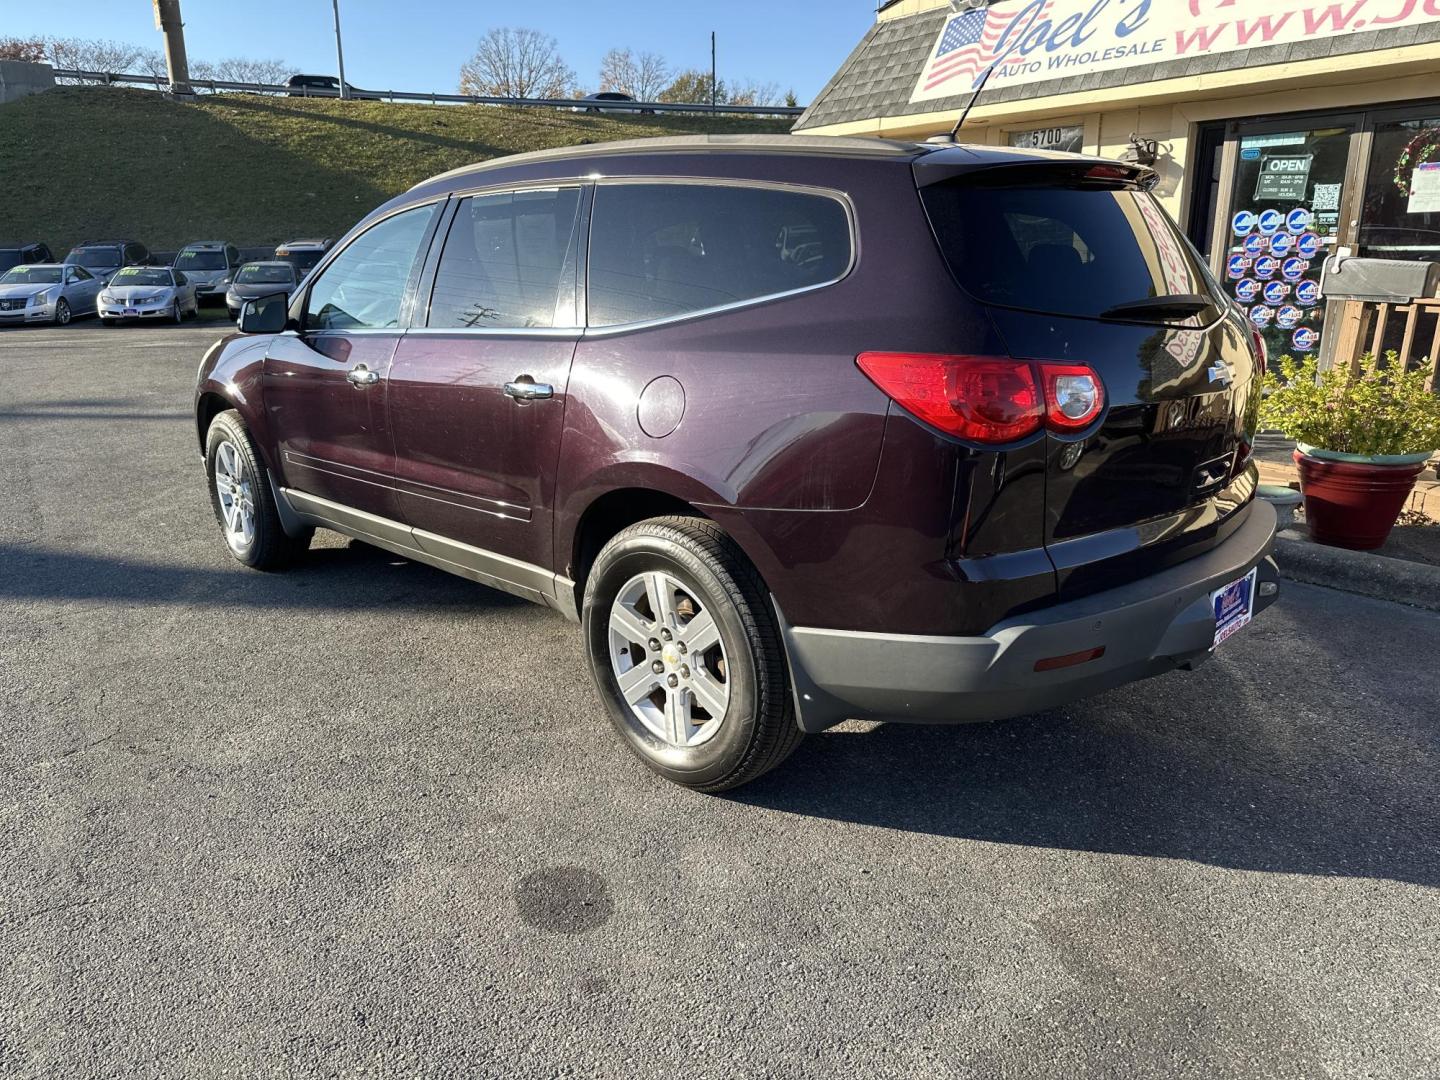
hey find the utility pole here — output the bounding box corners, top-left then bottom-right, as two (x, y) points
(332, 0), (350, 100)
(151, 0), (192, 96)
(710, 31), (717, 113)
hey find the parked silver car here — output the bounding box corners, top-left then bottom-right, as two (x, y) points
(0, 263), (102, 326)
(174, 241), (241, 304)
(97, 266), (199, 325)
(225, 261), (299, 319)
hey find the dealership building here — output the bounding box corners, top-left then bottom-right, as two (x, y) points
(797, 0), (1440, 361)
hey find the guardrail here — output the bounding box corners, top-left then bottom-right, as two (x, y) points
(50, 68), (805, 117)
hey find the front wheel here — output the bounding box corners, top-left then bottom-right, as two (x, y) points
(53, 298), (71, 326)
(205, 410), (312, 569)
(582, 516), (802, 792)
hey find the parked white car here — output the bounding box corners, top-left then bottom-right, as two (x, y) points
(0, 263), (102, 326)
(98, 266), (199, 325)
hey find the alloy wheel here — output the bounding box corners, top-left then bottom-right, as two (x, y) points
(213, 440), (256, 552)
(607, 571), (730, 748)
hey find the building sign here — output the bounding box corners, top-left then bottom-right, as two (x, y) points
(1008, 124), (1086, 153)
(911, 0), (1440, 104)
(1255, 155), (1313, 200)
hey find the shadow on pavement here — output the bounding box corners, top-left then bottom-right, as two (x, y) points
(0, 539), (535, 616)
(736, 668), (1440, 888)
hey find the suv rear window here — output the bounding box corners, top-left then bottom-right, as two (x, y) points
(587, 183), (852, 327)
(921, 181), (1220, 322)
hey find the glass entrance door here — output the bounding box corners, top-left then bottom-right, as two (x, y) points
(1359, 107), (1440, 263)
(1220, 117), (1359, 364)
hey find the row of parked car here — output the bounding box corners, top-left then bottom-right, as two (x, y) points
(0, 237), (332, 327)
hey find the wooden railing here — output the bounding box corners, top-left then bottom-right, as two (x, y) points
(1327, 297), (1440, 390)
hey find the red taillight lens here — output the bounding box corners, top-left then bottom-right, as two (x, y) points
(1248, 324), (1267, 373)
(856, 353), (1105, 445)
(856, 353), (1042, 443)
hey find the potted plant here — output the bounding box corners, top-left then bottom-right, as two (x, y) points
(1261, 352), (1440, 551)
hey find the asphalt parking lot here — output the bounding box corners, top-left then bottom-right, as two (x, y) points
(2, 321), (1438, 1079)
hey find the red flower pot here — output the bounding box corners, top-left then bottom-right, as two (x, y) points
(1293, 450), (1426, 551)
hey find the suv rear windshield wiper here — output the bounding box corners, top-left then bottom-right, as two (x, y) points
(1099, 294), (1212, 322)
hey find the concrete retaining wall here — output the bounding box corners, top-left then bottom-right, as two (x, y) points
(0, 61), (56, 104)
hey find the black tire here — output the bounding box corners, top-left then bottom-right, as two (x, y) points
(204, 409), (312, 570)
(582, 516), (802, 792)
(53, 298), (71, 326)
(172, 300), (183, 324)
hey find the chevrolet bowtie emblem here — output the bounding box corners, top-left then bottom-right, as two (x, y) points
(1207, 363), (1234, 386)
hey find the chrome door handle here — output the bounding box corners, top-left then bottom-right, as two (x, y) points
(503, 379), (553, 401)
(347, 364), (380, 387)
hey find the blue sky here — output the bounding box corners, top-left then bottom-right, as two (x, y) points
(6, 0), (873, 101)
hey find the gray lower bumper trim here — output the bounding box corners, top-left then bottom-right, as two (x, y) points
(778, 501), (1279, 733)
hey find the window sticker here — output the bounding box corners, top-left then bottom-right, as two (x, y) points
(1312, 184), (1342, 212)
(1262, 281), (1290, 305)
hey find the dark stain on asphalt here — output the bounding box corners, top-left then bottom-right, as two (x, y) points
(515, 866), (613, 934)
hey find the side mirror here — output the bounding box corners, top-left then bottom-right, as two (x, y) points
(238, 292), (291, 334)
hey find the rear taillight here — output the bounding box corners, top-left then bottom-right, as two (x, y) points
(856, 353), (1106, 445)
(1248, 324), (1267, 374)
(1041, 365), (1104, 431)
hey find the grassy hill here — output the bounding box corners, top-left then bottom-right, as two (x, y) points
(0, 87), (792, 255)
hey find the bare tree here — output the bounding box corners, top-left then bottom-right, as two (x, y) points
(213, 57), (292, 87)
(728, 79), (783, 107)
(0, 37), (47, 63)
(43, 37), (144, 81)
(659, 69), (725, 106)
(597, 47), (670, 101)
(458, 27), (576, 100)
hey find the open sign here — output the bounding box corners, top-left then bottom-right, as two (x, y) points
(1255, 155), (1313, 201)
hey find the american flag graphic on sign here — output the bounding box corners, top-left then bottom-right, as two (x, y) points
(923, 2), (1052, 94)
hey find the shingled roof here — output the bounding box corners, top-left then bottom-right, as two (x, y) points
(795, 5), (1440, 131)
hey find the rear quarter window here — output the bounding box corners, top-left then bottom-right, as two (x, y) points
(586, 182), (852, 327)
(921, 182), (1220, 322)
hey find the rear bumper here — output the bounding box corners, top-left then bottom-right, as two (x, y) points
(777, 500), (1279, 733)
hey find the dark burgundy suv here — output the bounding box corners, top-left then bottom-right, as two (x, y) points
(194, 135), (1279, 791)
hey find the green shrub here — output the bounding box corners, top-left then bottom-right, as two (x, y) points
(1260, 353), (1440, 457)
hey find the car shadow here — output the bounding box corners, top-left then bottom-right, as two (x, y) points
(0, 539), (537, 617)
(735, 663), (1440, 888)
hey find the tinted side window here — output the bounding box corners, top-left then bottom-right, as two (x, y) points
(427, 187), (582, 329)
(304, 204), (437, 331)
(587, 183), (852, 327)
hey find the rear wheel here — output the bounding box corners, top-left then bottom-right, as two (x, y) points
(53, 298), (71, 326)
(205, 410), (312, 570)
(582, 516), (802, 792)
